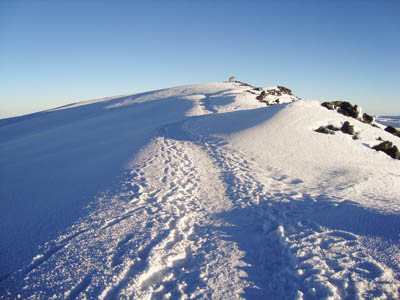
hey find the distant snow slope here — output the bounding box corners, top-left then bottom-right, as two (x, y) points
(377, 115), (400, 129)
(1, 82), (399, 299)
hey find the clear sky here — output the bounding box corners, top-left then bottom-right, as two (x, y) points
(1, 0), (399, 118)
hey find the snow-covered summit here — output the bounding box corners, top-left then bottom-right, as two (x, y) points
(1, 81), (400, 299)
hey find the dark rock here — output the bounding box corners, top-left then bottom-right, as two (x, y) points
(322, 102), (335, 110)
(353, 132), (360, 140)
(338, 102), (360, 119)
(327, 124), (340, 131)
(254, 85), (297, 105)
(267, 89), (281, 96)
(322, 100), (344, 109)
(332, 101), (343, 106)
(232, 80), (253, 87)
(235, 80), (252, 87)
(256, 91), (267, 101)
(384, 126), (400, 138)
(363, 113), (374, 124)
(321, 101), (361, 119)
(277, 86), (292, 95)
(377, 137), (383, 141)
(373, 141), (400, 159)
(372, 124), (381, 129)
(341, 121), (355, 135)
(315, 126), (332, 134)
(246, 90), (256, 95)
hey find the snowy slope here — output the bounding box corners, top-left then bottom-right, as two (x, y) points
(1, 82), (399, 299)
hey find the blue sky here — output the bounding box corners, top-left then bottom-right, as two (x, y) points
(1, 0), (399, 118)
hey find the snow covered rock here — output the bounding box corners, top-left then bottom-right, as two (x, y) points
(252, 85), (298, 106)
(256, 90), (268, 101)
(277, 86), (292, 95)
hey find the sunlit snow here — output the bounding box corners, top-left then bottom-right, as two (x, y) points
(1, 82), (399, 299)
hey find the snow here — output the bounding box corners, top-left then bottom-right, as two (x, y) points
(1, 81), (400, 299)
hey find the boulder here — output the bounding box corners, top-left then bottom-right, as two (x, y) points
(315, 126), (332, 134)
(363, 113), (374, 124)
(337, 102), (360, 119)
(327, 124), (340, 131)
(321, 101), (361, 119)
(256, 91), (267, 101)
(341, 121), (355, 135)
(353, 132), (360, 140)
(332, 101), (343, 106)
(384, 126), (400, 138)
(373, 141), (400, 159)
(321, 102), (335, 110)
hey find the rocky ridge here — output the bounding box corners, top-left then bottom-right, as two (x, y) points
(234, 81), (299, 106)
(319, 100), (399, 160)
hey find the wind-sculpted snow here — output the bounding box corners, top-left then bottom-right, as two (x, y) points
(1, 82), (400, 299)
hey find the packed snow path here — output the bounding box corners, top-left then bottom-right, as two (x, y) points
(1, 82), (400, 299)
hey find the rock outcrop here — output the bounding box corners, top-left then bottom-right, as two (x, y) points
(321, 101), (361, 119)
(321, 101), (380, 127)
(277, 86), (292, 95)
(251, 85), (297, 106)
(256, 91), (267, 101)
(363, 113), (374, 124)
(341, 121), (355, 135)
(315, 126), (333, 134)
(327, 125), (340, 131)
(373, 141), (400, 159)
(314, 121), (356, 136)
(384, 126), (400, 138)
(317, 100), (399, 160)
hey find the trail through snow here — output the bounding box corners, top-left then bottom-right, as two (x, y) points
(1, 82), (400, 299)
